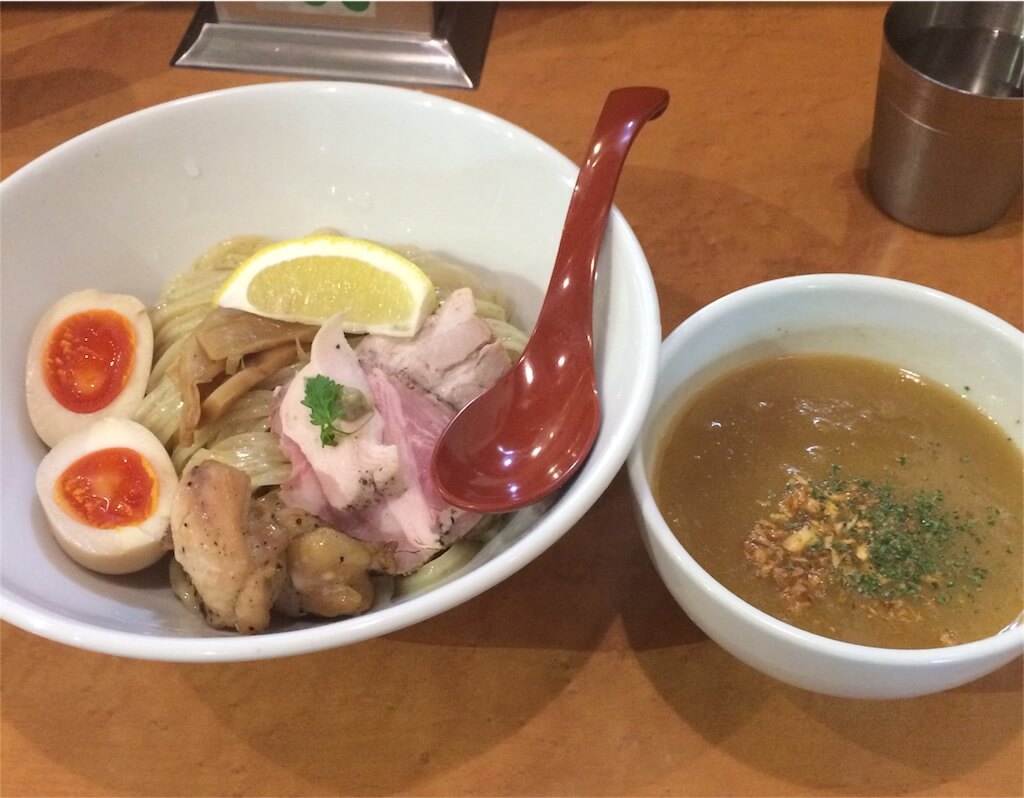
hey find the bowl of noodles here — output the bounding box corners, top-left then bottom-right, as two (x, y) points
(0, 81), (661, 660)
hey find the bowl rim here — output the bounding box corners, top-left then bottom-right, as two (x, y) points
(628, 272), (1024, 667)
(0, 81), (663, 661)
(1, 80), (531, 185)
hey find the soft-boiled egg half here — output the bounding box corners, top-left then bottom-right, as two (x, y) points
(25, 290), (154, 448)
(36, 418), (177, 575)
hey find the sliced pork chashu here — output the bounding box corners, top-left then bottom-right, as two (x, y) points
(272, 288), (512, 574)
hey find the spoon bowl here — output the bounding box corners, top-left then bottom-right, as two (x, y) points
(431, 87), (669, 513)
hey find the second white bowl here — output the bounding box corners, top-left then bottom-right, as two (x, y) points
(628, 274), (1024, 699)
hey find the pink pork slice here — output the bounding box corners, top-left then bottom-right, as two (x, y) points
(357, 287), (512, 410)
(275, 288), (512, 574)
(276, 316), (402, 521)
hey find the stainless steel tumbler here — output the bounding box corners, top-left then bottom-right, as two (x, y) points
(868, 2), (1023, 235)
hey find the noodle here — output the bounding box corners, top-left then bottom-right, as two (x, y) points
(135, 376), (183, 446)
(485, 318), (528, 362)
(171, 388), (276, 471)
(190, 235), (272, 272)
(389, 244), (503, 303)
(185, 432), (292, 490)
(394, 540), (482, 597)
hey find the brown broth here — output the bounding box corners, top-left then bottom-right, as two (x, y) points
(654, 354), (1023, 649)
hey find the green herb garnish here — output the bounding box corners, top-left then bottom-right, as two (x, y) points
(301, 374), (371, 447)
(749, 466), (990, 612)
(812, 477), (980, 602)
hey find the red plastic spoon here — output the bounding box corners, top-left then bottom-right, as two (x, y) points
(430, 86), (669, 513)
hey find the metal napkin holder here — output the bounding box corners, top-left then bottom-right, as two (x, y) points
(172, 2), (496, 89)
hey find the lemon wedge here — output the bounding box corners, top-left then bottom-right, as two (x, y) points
(215, 235), (437, 335)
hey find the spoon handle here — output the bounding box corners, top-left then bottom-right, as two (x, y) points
(527, 87), (669, 350)
(430, 87), (669, 513)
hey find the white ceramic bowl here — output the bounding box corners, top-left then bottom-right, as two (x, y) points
(0, 82), (661, 661)
(628, 274), (1024, 699)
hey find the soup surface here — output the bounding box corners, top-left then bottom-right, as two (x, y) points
(654, 354), (1023, 649)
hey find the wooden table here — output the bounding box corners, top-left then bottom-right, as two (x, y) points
(2, 3), (1021, 796)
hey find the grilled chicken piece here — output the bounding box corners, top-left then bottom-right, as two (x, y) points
(172, 461), (391, 631)
(275, 525), (394, 618)
(250, 496), (393, 618)
(170, 460), (289, 633)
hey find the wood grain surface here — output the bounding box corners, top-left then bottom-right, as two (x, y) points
(2, 3), (1021, 796)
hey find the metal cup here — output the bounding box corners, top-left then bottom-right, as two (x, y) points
(868, 2), (1024, 235)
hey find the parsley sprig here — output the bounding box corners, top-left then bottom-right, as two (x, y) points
(807, 467), (981, 602)
(301, 374), (371, 447)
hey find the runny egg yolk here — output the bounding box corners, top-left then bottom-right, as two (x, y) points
(55, 447), (158, 529)
(43, 310), (136, 414)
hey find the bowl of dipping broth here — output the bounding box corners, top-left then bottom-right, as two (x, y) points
(1, 81), (661, 661)
(628, 274), (1023, 699)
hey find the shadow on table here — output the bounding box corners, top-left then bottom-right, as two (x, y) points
(390, 470), (704, 651)
(165, 474), (687, 795)
(0, 3), (168, 134)
(0, 475), (637, 797)
(632, 638), (1022, 795)
(622, 156), (1021, 339)
(1, 69), (127, 133)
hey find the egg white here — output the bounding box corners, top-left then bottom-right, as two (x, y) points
(35, 418), (177, 575)
(25, 290), (154, 448)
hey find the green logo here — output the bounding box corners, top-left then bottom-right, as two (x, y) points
(303, 1), (371, 9)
